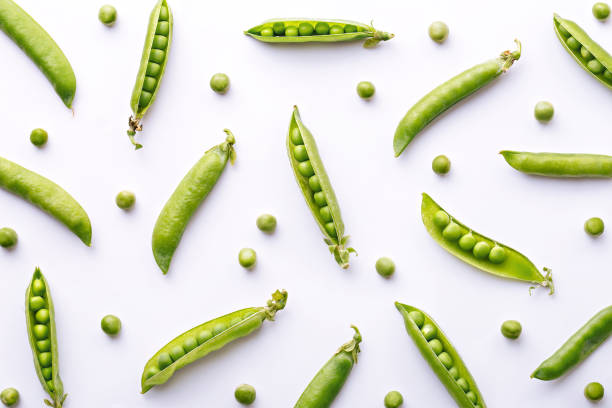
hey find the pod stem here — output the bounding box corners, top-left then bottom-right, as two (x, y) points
(364, 21), (394, 48)
(500, 39), (522, 72)
(529, 268), (554, 296)
(326, 236), (357, 269)
(336, 325), (362, 363)
(264, 289), (288, 320)
(223, 129), (237, 165)
(127, 116), (143, 150)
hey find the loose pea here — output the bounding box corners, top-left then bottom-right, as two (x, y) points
(488, 245), (506, 264)
(593, 2), (611, 20)
(308, 175), (322, 192)
(448, 366), (460, 380)
(290, 127), (303, 145)
(115, 190), (135, 210)
(260, 27), (273, 37)
(183, 337), (198, 353)
(466, 391), (477, 404)
(585, 382), (604, 401)
(238, 248), (256, 269)
(458, 232), (477, 251)
(442, 222), (462, 241)
(33, 324), (49, 340)
(409, 311), (425, 328)
(344, 24), (357, 33)
(428, 338), (443, 354)
(315, 22), (330, 35)
(101, 314), (122, 335)
(293, 145), (309, 162)
(329, 25), (344, 35)
(0, 227), (17, 248)
(433, 211), (450, 228)
(581, 46), (593, 60)
(421, 323), (437, 340)
(356, 81), (375, 99)
(319, 206), (332, 222)
(210, 73), (230, 94)
(0, 388), (19, 406)
(375, 257), (395, 278)
(472, 241), (491, 259)
(501, 320), (522, 339)
(32, 279), (45, 295)
(313, 191), (327, 207)
(534, 101), (554, 122)
(197, 329), (212, 344)
(384, 390), (404, 408)
(324, 222), (337, 237)
(585, 217), (604, 236)
(272, 22), (285, 36)
(234, 383), (256, 405)
(98, 5), (117, 26)
(285, 26), (298, 36)
(256, 214), (277, 233)
(38, 352), (52, 367)
(158, 352), (172, 369)
(36, 339), (51, 352)
(432, 155), (451, 175)
(30, 128), (48, 146)
(566, 36), (581, 51)
(428, 21), (449, 43)
(29, 296), (45, 311)
(35, 308), (50, 323)
(298, 22), (314, 36)
(144, 366), (160, 379)
(170, 345), (185, 360)
(456, 377), (469, 392)
(297, 161), (315, 177)
(438, 352), (453, 368)
(588, 59), (605, 74)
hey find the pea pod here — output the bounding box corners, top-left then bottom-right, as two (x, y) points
(287, 106), (356, 269)
(501, 151), (612, 178)
(141, 289), (287, 393)
(532, 305), (612, 380)
(0, 0), (76, 108)
(245, 19), (393, 48)
(0, 156), (92, 246)
(554, 14), (612, 91)
(393, 40), (521, 157)
(152, 130), (235, 274)
(293, 326), (361, 408)
(127, 0), (172, 149)
(396, 303), (486, 408)
(25, 268), (66, 408)
(421, 193), (553, 294)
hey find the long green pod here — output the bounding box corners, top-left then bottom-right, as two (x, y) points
(26, 268), (66, 408)
(127, 0), (173, 149)
(532, 305), (612, 381)
(0, 156), (91, 246)
(501, 151), (612, 178)
(141, 289), (287, 393)
(421, 193), (552, 293)
(396, 303), (486, 408)
(554, 14), (612, 91)
(293, 326), (361, 408)
(393, 40), (521, 157)
(0, 0), (76, 108)
(287, 106), (356, 268)
(245, 19), (393, 48)
(152, 130), (235, 274)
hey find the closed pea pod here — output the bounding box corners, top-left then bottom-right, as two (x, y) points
(421, 193), (553, 293)
(127, 0), (172, 149)
(396, 303), (487, 408)
(393, 40), (521, 157)
(25, 268), (66, 408)
(293, 326), (361, 408)
(287, 106), (356, 268)
(141, 289), (287, 393)
(501, 151), (612, 178)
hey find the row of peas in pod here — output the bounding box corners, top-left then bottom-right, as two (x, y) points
(256, 21), (361, 38)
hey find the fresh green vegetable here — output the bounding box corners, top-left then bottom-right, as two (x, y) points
(256, 214), (277, 233)
(428, 21), (449, 43)
(0, 388), (19, 406)
(501, 320), (522, 339)
(101, 315), (121, 336)
(585, 217), (604, 236)
(500, 151), (612, 178)
(432, 155), (451, 175)
(238, 248), (257, 269)
(534, 101), (554, 122)
(115, 190), (135, 210)
(375, 257), (395, 277)
(593, 3), (610, 20)
(30, 128), (48, 146)
(98, 5), (117, 26)
(585, 382), (604, 401)
(234, 384), (256, 405)
(210, 73), (230, 94)
(356, 81), (375, 99)
(0, 227), (17, 248)
(384, 390), (403, 408)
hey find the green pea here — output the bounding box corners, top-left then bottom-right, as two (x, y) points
(98, 5), (117, 26)
(466, 391), (477, 404)
(297, 161), (315, 177)
(604, 70), (612, 81)
(432, 154), (451, 175)
(324, 222), (337, 237)
(428, 21), (449, 43)
(458, 232), (477, 251)
(38, 352), (52, 367)
(285, 26), (298, 36)
(319, 206), (333, 222)
(29, 296), (45, 311)
(313, 191), (327, 207)
(42, 367), (52, 380)
(581, 46), (593, 60)
(344, 24), (357, 33)
(456, 377), (469, 392)
(448, 366), (460, 380)
(315, 22), (330, 35)
(438, 351), (453, 368)
(33, 324), (49, 340)
(234, 383), (256, 405)
(329, 25), (344, 35)
(588, 59), (605, 74)
(428, 338), (443, 354)
(501, 320), (522, 339)
(229, 316), (242, 327)
(213, 323), (227, 337)
(260, 27), (273, 37)
(308, 175), (322, 192)
(290, 127), (303, 145)
(210, 73), (230, 94)
(421, 323), (437, 340)
(557, 24), (570, 37)
(146, 62), (161, 77)
(593, 2), (611, 20)
(356, 81), (375, 99)
(159, 6), (169, 21)
(375, 257), (395, 278)
(183, 337), (198, 353)
(46, 381), (54, 392)
(0, 227), (17, 248)
(30, 128), (48, 147)
(256, 214), (277, 233)
(115, 190), (135, 210)
(272, 22), (285, 36)
(101, 314), (122, 335)
(298, 22), (314, 36)
(32, 279), (45, 296)
(149, 49), (165, 64)
(37, 339), (51, 352)
(442, 222), (462, 241)
(433, 211), (450, 228)
(0, 388), (19, 406)
(144, 366), (160, 379)
(158, 352), (172, 369)
(534, 101), (554, 122)
(35, 308), (50, 324)
(197, 329), (212, 344)
(138, 91), (152, 107)
(170, 345), (185, 360)
(409, 311), (425, 328)
(488, 245), (507, 264)
(152, 35), (168, 49)
(472, 241), (491, 259)
(238, 248), (256, 269)
(585, 382), (604, 401)
(142, 76), (157, 92)
(293, 145), (309, 162)
(585, 217), (604, 236)
(384, 390), (404, 408)
(156, 21), (169, 36)
(566, 36), (581, 51)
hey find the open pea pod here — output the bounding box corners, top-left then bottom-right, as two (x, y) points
(141, 290), (287, 393)
(554, 13), (612, 90)
(287, 106), (356, 268)
(396, 303), (487, 408)
(421, 193), (553, 294)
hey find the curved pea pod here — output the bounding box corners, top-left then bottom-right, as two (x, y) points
(287, 106), (356, 269)
(554, 14), (612, 91)
(396, 303), (486, 408)
(127, 0), (173, 149)
(26, 268), (67, 408)
(0, 0), (76, 108)
(421, 193), (553, 294)
(0, 156), (92, 246)
(501, 151), (612, 178)
(152, 130), (235, 274)
(293, 326), (361, 408)
(393, 40), (521, 157)
(532, 305), (612, 381)
(141, 289), (287, 393)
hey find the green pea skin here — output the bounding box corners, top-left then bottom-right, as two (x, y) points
(293, 145), (309, 162)
(428, 21), (449, 43)
(183, 337), (198, 352)
(32, 279), (45, 295)
(298, 22), (314, 36)
(290, 127), (303, 145)
(0, 227), (17, 248)
(115, 190), (135, 210)
(588, 59), (605, 74)
(272, 22), (285, 36)
(144, 366), (160, 379)
(501, 320), (522, 339)
(566, 36), (581, 51)
(429, 338), (443, 354)
(260, 27), (273, 37)
(432, 155), (451, 175)
(235, 383), (256, 405)
(38, 352), (52, 367)
(197, 329), (212, 344)
(472, 241), (491, 259)
(585, 382), (604, 401)
(30, 128), (48, 146)
(285, 26), (298, 36)
(33, 324), (49, 340)
(210, 73), (230, 94)
(324, 222), (337, 237)
(409, 311), (425, 328)
(308, 175), (322, 192)
(448, 366), (459, 380)
(593, 3), (611, 20)
(433, 211), (450, 228)
(35, 308), (50, 323)
(29, 296), (46, 311)
(238, 248), (256, 269)
(421, 323), (437, 340)
(297, 161), (315, 177)
(384, 390), (403, 408)
(0, 388), (19, 406)
(458, 232), (476, 251)
(456, 377), (469, 392)
(212, 322), (227, 336)
(101, 314), (122, 335)
(585, 217), (604, 236)
(319, 206), (332, 222)
(438, 351), (453, 368)
(442, 222), (462, 241)
(534, 101), (554, 122)
(98, 5), (117, 26)
(604, 70), (612, 81)
(344, 24), (357, 33)
(581, 46), (593, 60)
(356, 81), (375, 99)
(37, 339), (51, 352)
(170, 345), (185, 360)
(315, 22), (329, 35)
(488, 245), (506, 264)
(329, 25), (344, 35)
(375, 257), (395, 277)
(158, 352), (172, 369)
(256, 214), (276, 233)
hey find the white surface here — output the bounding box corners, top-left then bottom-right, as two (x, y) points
(1, 0), (612, 406)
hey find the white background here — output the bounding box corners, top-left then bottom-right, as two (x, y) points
(1, 0), (612, 406)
